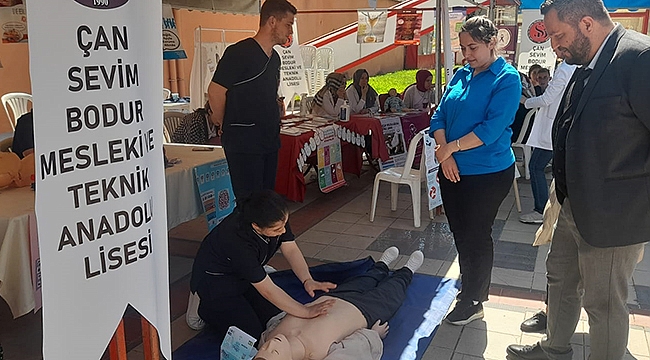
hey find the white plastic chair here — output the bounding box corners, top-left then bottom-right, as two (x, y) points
(301, 46), (318, 95)
(2, 92), (33, 131)
(300, 45), (317, 70)
(163, 111), (186, 143)
(370, 132), (428, 228)
(163, 88), (171, 101)
(315, 47), (334, 94)
(512, 109), (535, 180)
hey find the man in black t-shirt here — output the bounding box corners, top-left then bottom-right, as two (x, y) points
(207, 0), (297, 200)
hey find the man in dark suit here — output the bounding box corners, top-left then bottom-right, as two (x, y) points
(506, 0), (649, 359)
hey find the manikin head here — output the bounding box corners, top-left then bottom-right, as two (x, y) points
(254, 333), (301, 360)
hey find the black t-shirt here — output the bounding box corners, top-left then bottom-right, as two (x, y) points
(12, 110), (34, 158)
(212, 38), (281, 154)
(190, 210), (294, 299)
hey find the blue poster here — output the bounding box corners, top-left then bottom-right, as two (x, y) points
(193, 159), (236, 232)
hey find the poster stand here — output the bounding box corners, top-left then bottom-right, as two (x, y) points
(190, 27), (256, 111)
(108, 319), (161, 360)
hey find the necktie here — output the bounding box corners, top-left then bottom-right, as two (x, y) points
(560, 67), (592, 125)
(552, 66), (592, 203)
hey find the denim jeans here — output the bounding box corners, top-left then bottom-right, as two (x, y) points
(529, 148), (553, 213)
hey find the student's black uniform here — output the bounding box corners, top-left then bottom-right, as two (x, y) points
(212, 38), (282, 200)
(190, 209), (294, 343)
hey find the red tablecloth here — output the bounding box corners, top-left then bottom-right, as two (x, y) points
(275, 112), (430, 202)
(275, 116), (388, 202)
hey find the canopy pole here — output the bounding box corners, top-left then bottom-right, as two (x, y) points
(435, 0), (443, 104)
(489, 0), (496, 21)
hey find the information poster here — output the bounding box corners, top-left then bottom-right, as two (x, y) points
(0, 2), (27, 43)
(496, 25), (518, 64)
(357, 10), (387, 44)
(423, 132), (443, 210)
(28, 0), (171, 358)
(193, 159), (235, 232)
(394, 10), (422, 45)
(162, 4), (187, 60)
(378, 116), (407, 170)
(317, 125), (346, 193)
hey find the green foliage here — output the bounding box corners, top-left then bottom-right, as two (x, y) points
(346, 69), (445, 95)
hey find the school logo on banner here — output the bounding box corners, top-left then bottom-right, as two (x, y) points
(27, 0), (171, 358)
(528, 19), (548, 44)
(73, 0), (129, 9)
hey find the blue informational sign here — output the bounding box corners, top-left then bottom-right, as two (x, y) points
(193, 159), (236, 232)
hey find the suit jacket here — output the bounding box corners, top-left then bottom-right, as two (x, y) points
(554, 25), (650, 248)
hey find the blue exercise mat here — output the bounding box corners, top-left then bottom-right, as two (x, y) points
(172, 257), (459, 360)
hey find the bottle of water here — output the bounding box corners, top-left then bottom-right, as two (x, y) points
(339, 100), (350, 122)
(299, 93), (308, 116)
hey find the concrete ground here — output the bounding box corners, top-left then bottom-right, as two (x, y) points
(2, 164), (649, 360)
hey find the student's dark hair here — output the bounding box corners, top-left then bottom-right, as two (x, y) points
(540, 0), (610, 27)
(260, 0), (297, 26)
(460, 16), (497, 44)
(528, 63), (542, 77)
(537, 67), (551, 75)
(240, 190), (289, 228)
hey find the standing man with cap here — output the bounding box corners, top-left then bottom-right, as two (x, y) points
(207, 0), (297, 200)
(506, 0), (650, 359)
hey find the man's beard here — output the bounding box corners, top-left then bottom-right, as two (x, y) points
(563, 30), (592, 66)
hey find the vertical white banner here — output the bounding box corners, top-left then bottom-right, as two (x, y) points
(27, 0), (171, 359)
(275, 20), (308, 107)
(517, 9), (557, 75)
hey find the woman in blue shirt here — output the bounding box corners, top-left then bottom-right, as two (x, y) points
(429, 16), (521, 326)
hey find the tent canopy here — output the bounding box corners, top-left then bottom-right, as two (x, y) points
(163, 0), (260, 14)
(521, 0), (650, 9)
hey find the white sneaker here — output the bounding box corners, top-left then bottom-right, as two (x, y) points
(519, 211), (543, 224)
(186, 291), (206, 331)
(405, 250), (424, 273)
(378, 246), (399, 266)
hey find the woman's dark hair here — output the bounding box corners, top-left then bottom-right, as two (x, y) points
(240, 190), (289, 228)
(460, 16), (498, 44)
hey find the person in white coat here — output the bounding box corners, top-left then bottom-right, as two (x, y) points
(519, 60), (576, 224)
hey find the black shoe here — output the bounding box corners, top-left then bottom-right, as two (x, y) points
(506, 343), (549, 360)
(520, 310), (547, 333)
(445, 301), (484, 325)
